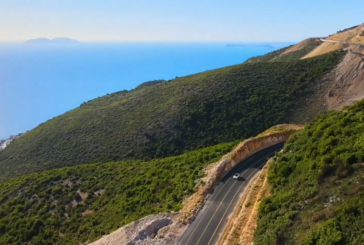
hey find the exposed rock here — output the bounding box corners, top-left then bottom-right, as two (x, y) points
(0, 132), (25, 151)
(87, 213), (186, 245)
(326, 47), (364, 110)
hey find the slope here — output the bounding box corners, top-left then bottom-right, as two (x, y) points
(0, 50), (345, 181)
(255, 100), (364, 245)
(0, 141), (236, 245)
(245, 38), (321, 63)
(303, 23), (364, 59)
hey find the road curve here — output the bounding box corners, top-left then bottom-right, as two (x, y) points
(320, 38), (364, 47)
(178, 142), (284, 245)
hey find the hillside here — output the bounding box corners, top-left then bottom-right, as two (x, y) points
(303, 23), (364, 59)
(0, 50), (345, 181)
(245, 38), (321, 63)
(0, 141), (236, 244)
(255, 100), (364, 244)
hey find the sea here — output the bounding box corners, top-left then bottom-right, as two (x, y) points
(0, 42), (294, 139)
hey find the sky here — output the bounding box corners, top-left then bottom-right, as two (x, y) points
(0, 0), (363, 42)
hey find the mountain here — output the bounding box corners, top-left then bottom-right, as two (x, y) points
(25, 38), (79, 44)
(0, 50), (344, 181)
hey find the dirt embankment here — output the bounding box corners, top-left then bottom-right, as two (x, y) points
(216, 159), (273, 245)
(87, 124), (302, 245)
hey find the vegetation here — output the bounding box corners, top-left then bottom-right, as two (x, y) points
(336, 25), (360, 33)
(246, 39), (321, 63)
(0, 141), (236, 245)
(256, 124), (302, 138)
(255, 100), (364, 245)
(0, 50), (345, 181)
(244, 45), (292, 63)
(135, 79), (166, 89)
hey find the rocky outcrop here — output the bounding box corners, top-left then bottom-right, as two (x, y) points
(178, 124), (303, 224)
(0, 133), (24, 151)
(88, 213), (185, 245)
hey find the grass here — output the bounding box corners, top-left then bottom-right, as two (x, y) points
(0, 141), (237, 245)
(254, 100), (364, 245)
(0, 50), (345, 181)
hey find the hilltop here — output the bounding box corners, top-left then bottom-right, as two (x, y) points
(0, 49), (344, 181)
(25, 38), (79, 44)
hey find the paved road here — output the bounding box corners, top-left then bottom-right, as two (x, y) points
(320, 38), (364, 59)
(178, 142), (284, 245)
(320, 38), (364, 48)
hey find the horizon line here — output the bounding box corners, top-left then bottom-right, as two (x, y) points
(0, 40), (300, 44)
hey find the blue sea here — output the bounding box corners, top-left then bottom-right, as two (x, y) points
(0, 42), (293, 138)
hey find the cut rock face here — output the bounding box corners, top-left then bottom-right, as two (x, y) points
(127, 218), (173, 245)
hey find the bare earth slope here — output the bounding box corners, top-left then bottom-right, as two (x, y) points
(303, 23), (364, 59)
(326, 46), (364, 110)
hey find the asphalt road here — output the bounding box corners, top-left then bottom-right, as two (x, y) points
(178, 142), (284, 245)
(320, 38), (364, 48)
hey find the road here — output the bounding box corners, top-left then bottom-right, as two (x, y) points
(320, 38), (364, 59)
(178, 142), (284, 245)
(320, 38), (364, 49)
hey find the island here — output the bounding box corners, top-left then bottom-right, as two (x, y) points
(226, 43), (275, 49)
(25, 37), (79, 44)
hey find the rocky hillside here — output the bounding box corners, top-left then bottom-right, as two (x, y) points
(0, 50), (344, 181)
(255, 100), (364, 245)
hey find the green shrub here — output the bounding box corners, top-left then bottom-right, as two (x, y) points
(255, 100), (364, 244)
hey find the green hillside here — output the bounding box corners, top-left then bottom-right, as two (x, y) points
(0, 50), (345, 181)
(0, 141), (236, 245)
(255, 100), (364, 245)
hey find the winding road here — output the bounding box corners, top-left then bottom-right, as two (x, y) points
(178, 142), (284, 245)
(320, 38), (364, 48)
(320, 38), (364, 59)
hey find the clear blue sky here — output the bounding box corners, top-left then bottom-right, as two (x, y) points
(0, 0), (363, 42)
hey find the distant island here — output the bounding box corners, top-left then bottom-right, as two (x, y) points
(25, 37), (79, 44)
(226, 43), (275, 49)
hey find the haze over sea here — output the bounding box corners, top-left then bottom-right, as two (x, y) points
(0, 42), (293, 139)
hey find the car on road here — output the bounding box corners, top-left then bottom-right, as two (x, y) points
(233, 173), (240, 179)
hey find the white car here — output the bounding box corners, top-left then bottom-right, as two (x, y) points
(233, 173), (240, 179)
